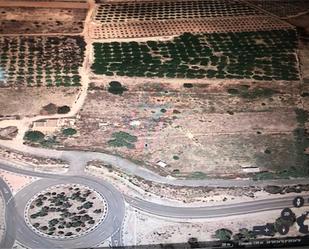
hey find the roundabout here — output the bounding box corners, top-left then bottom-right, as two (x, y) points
(13, 175), (125, 249)
(25, 183), (108, 239)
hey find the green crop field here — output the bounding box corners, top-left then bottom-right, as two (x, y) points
(92, 30), (299, 81)
(0, 36), (86, 87)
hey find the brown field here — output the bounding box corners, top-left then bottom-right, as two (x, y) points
(0, 7), (87, 34)
(54, 80), (303, 178)
(0, 87), (79, 118)
(89, 16), (292, 39)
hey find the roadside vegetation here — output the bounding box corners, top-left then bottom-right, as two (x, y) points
(107, 131), (138, 149)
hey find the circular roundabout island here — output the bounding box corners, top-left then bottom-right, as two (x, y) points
(25, 184), (108, 239)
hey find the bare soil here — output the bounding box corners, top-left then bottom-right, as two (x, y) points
(0, 87), (79, 118)
(55, 80), (302, 178)
(0, 7), (87, 34)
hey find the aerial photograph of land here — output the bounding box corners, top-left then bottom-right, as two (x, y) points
(0, 0), (309, 248)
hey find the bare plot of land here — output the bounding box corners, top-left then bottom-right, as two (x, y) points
(55, 81), (304, 178)
(0, 1), (88, 9)
(0, 7), (87, 34)
(0, 87), (79, 118)
(247, 0), (309, 18)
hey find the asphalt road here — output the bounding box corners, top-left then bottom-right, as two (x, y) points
(13, 176), (125, 249)
(1, 157), (309, 248)
(0, 178), (16, 249)
(125, 196), (309, 219)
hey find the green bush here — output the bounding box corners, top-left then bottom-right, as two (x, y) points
(57, 105), (71, 114)
(24, 130), (45, 142)
(215, 228), (233, 241)
(108, 131), (137, 149)
(107, 81), (128, 95)
(62, 128), (77, 136)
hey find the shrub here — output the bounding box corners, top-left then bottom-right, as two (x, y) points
(107, 81), (127, 95)
(108, 131), (137, 149)
(24, 130), (45, 142)
(62, 128), (77, 136)
(215, 228), (233, 241)
(57, 105), (71, 114)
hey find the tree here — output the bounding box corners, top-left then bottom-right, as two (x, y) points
(62, 128), (77, 136)
(107, 81), (127, 95)
(57, 105), (70, 114)
(215, 228), (233, 241)
(48, 218), (59, 227)
(24, 130), (45, 142)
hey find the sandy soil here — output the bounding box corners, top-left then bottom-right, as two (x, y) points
(123, 205), (309, 246)
(57, 80), (301, 177)
(0, 146), (69, 173)
(0, 169), (37, 195)
(0, 87), (79, 118)
(0, 1), (88, 9)
(0, 7), (87, 34)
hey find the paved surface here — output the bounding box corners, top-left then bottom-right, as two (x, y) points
(0, 178), (16, 249)
(125, 196), (309, 219)
(3, 143), (309, 188)
(0, 159), (308, 248)
(0, 147), (309, 248)
(13, 176), (125, 249)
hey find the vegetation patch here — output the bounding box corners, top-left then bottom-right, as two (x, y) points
(0, 36), (85, 87)
(27, 184), (107, 238)
(107, 81), (127, 95)
(41, 103), (58, 115)
(215, 228), (233, 241)
(107, 131), (137, 149)
(57, 106), (71, 114)
(92, 30), (299, 80)
(24, 130), (45, 142)
(62, 128), (77, 136)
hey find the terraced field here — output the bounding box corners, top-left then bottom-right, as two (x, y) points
(0, 36), (86, 87)
(92, 30), (299, 81)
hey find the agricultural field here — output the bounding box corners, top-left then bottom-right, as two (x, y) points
(0, 36), (85, 87)
(92, 30), (299, 81)
(94, 0), (262, 23)
(90, 0), (292, 39)
(50, 80), (307, 179)
(0, 8), (87, 34)
(247, 0), (309, 18)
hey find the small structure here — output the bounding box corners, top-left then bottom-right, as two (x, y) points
(156, 160), (167, 168)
